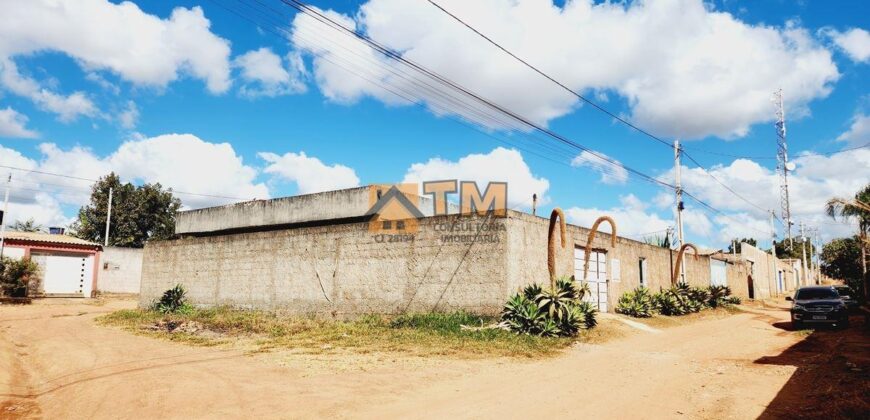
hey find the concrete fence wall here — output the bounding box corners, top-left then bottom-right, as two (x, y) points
(504, 213), (743, 300)
(141, 210), (762, 316)
(141, 214), (508, 317)
(97, 247), (144, 294)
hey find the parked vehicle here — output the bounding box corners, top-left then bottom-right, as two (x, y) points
(786, 286), (849, 329)
(832, 285), (859, 312)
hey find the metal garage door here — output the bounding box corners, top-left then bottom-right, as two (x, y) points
(40, 253), (93, 296)
(710, 259), (727, 287)
(574, 248), (608, 312)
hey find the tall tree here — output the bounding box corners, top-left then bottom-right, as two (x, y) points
(72, 173), (181, 248)
(726, 238), (756, 254)
(10, 218), (44, 232)
(825, 183), (870, 299)
(821, 236), (864, 299)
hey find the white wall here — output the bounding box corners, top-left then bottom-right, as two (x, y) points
(2, 246), (25, 260)
(97, 247), (143, 294)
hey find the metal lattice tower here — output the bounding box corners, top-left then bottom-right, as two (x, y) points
(774, 89), (793, 246)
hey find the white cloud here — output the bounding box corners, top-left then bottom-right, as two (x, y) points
(0, 1), (232, 94)
(4, 193), (72, 229)
(826, 27), (870, 63)
(0, 134), (271, 230)
(118, 101), (139, 129)
(402, 147), (549, 209)
(0, 106), (38, 138)
(564, 194), (671, 239)
(570, 151), (628, 185)
(234, 48), (308, 98)
(109, 134), (269, 207)
(0, 58), (98, 121)
(837, 113), (869, 147)
(290, 0), (839, 139)
(655, 147), (870, 244)
(259, 151), (360, 195)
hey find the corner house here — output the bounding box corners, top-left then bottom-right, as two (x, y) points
(3, 231), (102, 297)
(140, 186), (767, 317)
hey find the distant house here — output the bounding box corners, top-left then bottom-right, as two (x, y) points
(2, 231), (101, 297)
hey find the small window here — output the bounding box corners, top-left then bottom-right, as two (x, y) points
(382, 220), (392, 229)
(396, 220), (405, 230)
(638, 258), (648, 286)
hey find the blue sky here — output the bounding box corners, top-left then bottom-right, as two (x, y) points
(0, 0), (868, 249)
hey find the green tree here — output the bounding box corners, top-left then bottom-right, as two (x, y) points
(726, 238), (756, 254)
(772, 238), (815, 260)
(825, 183), (870, 299)
(10, 218), (44, 232)
(821, 236), (864, 299)
(72, 173), (181, 248)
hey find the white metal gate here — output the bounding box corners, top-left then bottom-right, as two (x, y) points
(710, 259), (727, 287)
(574, 248), (608, 312)
(39, 253), (93, 296)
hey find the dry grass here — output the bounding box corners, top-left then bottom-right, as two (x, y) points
(96, 308), (616, 359)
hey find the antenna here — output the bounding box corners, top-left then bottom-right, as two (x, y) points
(774, 89), (793, 247)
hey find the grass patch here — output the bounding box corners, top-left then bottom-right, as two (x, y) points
(97, 308), (593, 358)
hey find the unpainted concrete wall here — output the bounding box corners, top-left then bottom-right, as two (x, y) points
(738, 243), (797, 299)
(97, 247), (143, 294)
(142, 214), (508, 316)
(504, 212), (719, 303)
(143, 209), (764, 316)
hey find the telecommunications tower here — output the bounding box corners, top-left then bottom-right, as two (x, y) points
(774, 89), (794, 246)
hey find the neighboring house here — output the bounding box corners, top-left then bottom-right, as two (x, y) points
(2, 231), (101, 297)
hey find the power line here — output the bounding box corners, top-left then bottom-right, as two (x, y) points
(0, 165), (253, 202)
(424, 0), (674, 149)
(275, 0), (676, 190)
(680, 150), (771, 215)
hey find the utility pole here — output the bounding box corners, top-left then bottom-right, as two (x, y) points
(674, 139), (685, 283)
(531, 193), (537, 216)
(769, 210), (778, 295)
(104, 187), (113, 247)
(774, 89), (793, 247)
(801, 222), (810, 284)
(0, 173), (10, 258)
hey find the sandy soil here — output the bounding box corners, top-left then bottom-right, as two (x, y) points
(1, 298), (866, 419)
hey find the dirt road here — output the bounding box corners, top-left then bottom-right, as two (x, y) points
(1, 299), (866, 419)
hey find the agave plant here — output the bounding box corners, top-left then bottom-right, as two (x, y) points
(672, 243), (699, 285)
(537, 318), (562, 337)
(653, 290), (686, 316)
(536, 285), (575, 320)
(707, 285), (731, 307)
(616, 286), (655, 318)
(521, 283), (543, 301)
(501, 294), (544, 334)
(502, 278), (597, 337)
(574, 301), (598, 329)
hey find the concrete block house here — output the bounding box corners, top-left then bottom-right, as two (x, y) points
(139, 186), (788, 316)
(2, 231), (102, 297)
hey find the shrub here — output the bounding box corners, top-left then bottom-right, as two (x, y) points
(653, 290), (686, 316)
(723, 295), (741, 305)
(0, 257), (39, 297)
(153, 284), (192, 314)
(707, 285), (733, 307)
(501, 276), (597, 337)
(616, 286), (655, 318)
